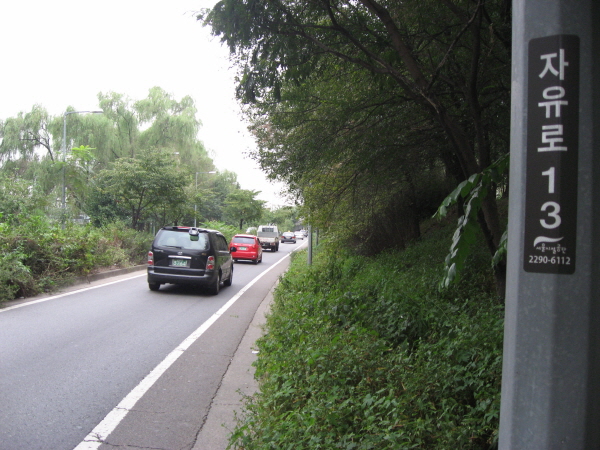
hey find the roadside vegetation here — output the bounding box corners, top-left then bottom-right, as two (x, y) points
(0, 202), (296, 304)
(197, 4), (511, 442)
(231, 220), (503, 449)
(201, 0), (511, 297)
(0, 214), (151, 302)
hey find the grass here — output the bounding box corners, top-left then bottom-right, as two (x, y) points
(229, 222), (503, 449)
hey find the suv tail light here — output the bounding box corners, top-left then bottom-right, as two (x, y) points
(148, 251), (154, 265)
(207, 255), (215, 270)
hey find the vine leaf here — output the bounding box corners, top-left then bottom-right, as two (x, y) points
(434, 154), (509, 289)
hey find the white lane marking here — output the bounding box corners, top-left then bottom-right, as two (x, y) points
(0, 273), (147, 313)
(73, 252), (291, 450)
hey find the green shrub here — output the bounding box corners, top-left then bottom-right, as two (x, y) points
(0, 251), (35, 300)
(230, 223), (503, 449)
(0, 216), (152, 303)
(203, 220), (239, 243)
(98, 221), (152, 265)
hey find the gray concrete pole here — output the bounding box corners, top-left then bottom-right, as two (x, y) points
(194, 172), (198, 227)
(61, 112), (67, 227)
(307, 225), (312, 265)
(499, 1), (600, 448)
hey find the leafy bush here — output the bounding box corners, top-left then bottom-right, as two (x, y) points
(0, 216), (152, 303)
(203, 220), (239, 243)
(230, 224), (503, 449)
(0, 251), (34, 300)
(0, 173), (50, 222)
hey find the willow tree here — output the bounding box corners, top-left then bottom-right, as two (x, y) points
(0, 88), (217, 226)
(134, 87), (203, 165)
(96, 91), (140, 160)
(0, 105), (55, 162)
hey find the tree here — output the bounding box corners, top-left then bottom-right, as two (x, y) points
(135, 87), (204, 166)
(97, 91), (140, 159)
(223, 189), (265, 230)
(201, 0), (511, 295)
(261, 205), (300, 233)
(0, 88), (218, 227)
(248, 61), (450, 253)
(197, 171), (241, 222)
(91, 149), (188, 229)
(0, 105), (55, 161)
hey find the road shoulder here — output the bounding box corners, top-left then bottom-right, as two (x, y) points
(192, 284), (274, 449)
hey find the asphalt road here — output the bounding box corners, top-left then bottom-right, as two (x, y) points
(0, 239), (305, 450)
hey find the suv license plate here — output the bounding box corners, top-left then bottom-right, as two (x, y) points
(171, 259), (188, 267)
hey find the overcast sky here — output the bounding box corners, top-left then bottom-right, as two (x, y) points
(0, 0), (289, 208)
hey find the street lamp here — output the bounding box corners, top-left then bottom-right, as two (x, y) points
(194, 171), (217, 226)
(62, 110), (104, 226)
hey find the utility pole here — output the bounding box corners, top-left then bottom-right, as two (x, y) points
(499, 1), (600, 448)
(307, 225), (312, 265)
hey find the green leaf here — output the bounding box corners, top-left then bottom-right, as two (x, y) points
(437, 156), (509, 289)
(492, 230), (508, 267)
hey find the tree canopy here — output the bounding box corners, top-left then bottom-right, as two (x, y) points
(91, 149), (188, 229)
(201, 0), (511, 294)
(0, 88), (278, 231)
(223, 189), (265, 230)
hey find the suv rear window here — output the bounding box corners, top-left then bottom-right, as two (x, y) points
(155, 230), (209, 250)
(233, 237), (255, 244)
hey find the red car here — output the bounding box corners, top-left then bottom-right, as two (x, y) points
(229, 234), (263, 264)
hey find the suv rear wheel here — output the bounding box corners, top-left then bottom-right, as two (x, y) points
(149, 282), (160, 291)
(224, 267), (233, 286)
(208, 273), (221, 295)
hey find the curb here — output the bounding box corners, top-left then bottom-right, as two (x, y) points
(74, 265), (147, 285)
(1, 265), (148, 310)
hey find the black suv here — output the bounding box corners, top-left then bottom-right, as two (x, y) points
(147, 226), (234, 295)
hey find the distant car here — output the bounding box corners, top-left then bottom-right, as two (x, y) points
(229, 234), (263, 264)
(281, 232), (296, 244)
(294, 231), (304, 240)
(147, 226), (234, 295)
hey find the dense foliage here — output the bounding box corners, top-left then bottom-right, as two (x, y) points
(231, 221), (503, 449)
(0, 169), (295, 303)
(0, 214), (151, 302)
(203, 220), (239, 243)
(201, 0), (511, 295)
(0, 88), (266, 230)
